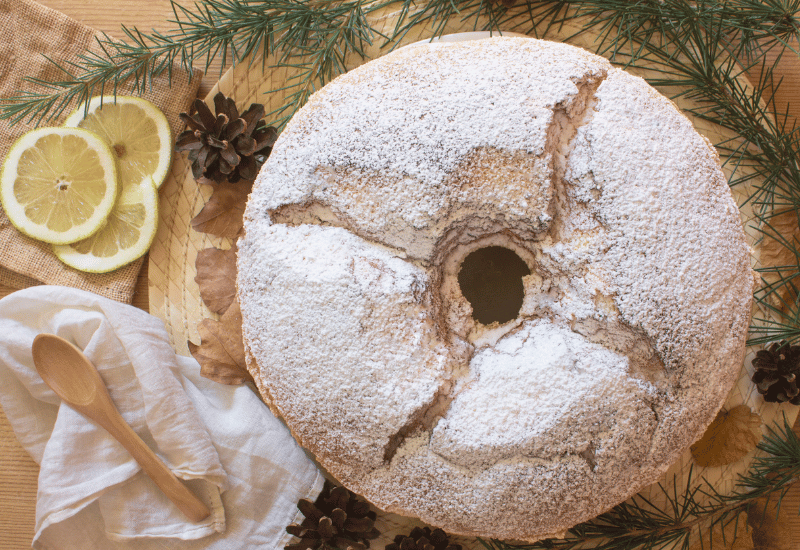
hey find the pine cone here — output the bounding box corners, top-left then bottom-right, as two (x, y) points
(385, 527), (462, 550)
(752, 341), (800, 405)
(286, 481), (380, 550)
(176, 92), (277, 184)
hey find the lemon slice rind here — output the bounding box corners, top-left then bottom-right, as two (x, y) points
(63, 96), (172, 189)
(53, 177), (159, 273)
(1, 127), (119, 245)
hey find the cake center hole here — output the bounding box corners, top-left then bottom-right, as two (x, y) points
(457, 246), (530, 325)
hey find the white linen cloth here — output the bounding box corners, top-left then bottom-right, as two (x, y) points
(0, 285), (324, 549)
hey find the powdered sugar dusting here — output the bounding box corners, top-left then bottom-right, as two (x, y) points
(238, 223), (468, 471)
(430, 319), (658, 467)
(238, 37), (754, 542)
(247, 38), (610, 260)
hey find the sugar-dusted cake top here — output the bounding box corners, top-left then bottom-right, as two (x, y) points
(238, 37), (754, 541)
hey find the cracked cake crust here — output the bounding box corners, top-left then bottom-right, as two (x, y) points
(237, 37), (754, 542)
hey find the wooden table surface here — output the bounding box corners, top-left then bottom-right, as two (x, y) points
(1, 1), (800, 548)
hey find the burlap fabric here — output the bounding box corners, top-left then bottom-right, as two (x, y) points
(0, 0), (201, 303)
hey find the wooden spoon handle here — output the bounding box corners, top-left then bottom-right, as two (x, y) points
(92, 405), (211, 523)
(31, 334), (211, 523)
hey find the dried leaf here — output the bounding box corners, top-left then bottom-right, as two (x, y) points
(188, 300), (252, 385)
(688, 511), (753, 550)
(195, 244), (237, 315)
(190, 179), (252, 238)
(760, 209), (800, 312)
(691, 405), (762, 467)
(748, 497), (795, 550)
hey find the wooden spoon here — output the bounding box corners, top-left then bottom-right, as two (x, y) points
(31, 333), (211, 523)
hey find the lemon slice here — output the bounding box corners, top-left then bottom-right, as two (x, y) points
(1, 127), (118, 245)
(53, 177), (159, 273)
(63, 96), (172, 189)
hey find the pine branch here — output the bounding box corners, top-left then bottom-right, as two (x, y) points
(0, 0), (371, 126)
(480, 417), (800, 550)
(0, 31), (188, 126)
(514, 0), (800, 64)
